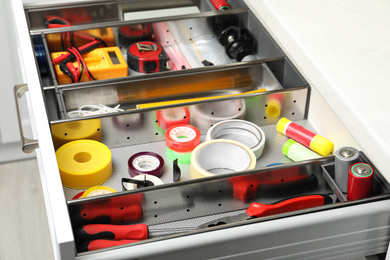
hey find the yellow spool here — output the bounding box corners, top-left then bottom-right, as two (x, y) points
(81, 186), (117, 198)
(56, 140), (112, 189)
(51, 119), (102, 149)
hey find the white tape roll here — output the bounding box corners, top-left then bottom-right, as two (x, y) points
(190, 99), (246, 130)
(190, 139), (256, 179)
(205, 119), (265, 159)
(125, 174), (164, 190)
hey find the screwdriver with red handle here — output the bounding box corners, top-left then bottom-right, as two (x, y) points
(76, 194), (332, 251)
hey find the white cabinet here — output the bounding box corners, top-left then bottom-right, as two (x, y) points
(10, 0), (390, 259)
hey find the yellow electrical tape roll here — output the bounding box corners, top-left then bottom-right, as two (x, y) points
(190, 139), (256, 179)
(51, 119), (102, 150)
(56, 140), (112, 189)
(81, 186), (117, 198)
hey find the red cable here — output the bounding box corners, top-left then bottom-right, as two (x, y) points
(72, 47), (93, 81)
(67, 48), (81, 82)
(65, 48), (80, 82)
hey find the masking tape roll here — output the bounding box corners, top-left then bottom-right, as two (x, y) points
(128, 152), (164, 177)
(56, 140), (112, 189)
(190, 139), (256, 179)
(81, 186), (117, 198)
(165, 124), (201, 153)
(51, 119), (102, 149)
(124, 174), (164, 191)
(205, 119), (266, 159)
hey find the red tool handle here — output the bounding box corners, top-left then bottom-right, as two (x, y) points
(75, 224), (148, 244)
(78, 203), (143, 224)
(245, 195), (332, 218)
(79, 239), (140, 251)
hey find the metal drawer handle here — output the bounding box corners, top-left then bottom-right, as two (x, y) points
(13, 84), (39, 153)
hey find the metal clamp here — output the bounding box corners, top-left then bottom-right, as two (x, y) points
(13, 84), (39, 153)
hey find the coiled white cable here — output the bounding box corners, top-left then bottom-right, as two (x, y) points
(67, 104), (124, 118)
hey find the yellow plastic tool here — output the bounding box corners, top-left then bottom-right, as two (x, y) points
(51, 46), (128, 84)
(56, 140), (112, 189)
(51, 119), (102, 149)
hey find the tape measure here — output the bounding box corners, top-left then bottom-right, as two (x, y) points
(51, 46), (128, 84)
(127, 41), (169, 73)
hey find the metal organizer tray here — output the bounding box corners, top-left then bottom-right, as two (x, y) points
(23, 0), (390, 256)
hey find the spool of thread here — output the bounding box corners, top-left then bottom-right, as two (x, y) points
(34, 44), (48, 75)
(156, 107), (190, 130)
(282, 139), (322, 162)
(347, 163), (374, 201)
(210, 0), (231, 11)
(335, 147), (360, 193)
(128, 152), (164, 178)
(276, 117), (333, 156)
(56, 140), (112, 189)
(81, 186), (117, 198)
(165, 124), (201, 153)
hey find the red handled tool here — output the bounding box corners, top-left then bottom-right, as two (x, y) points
(76, 195), (332, 251)
(78, 239), (141, 252)
(199, 194), (332, 227)
(75, 223), (196, 244)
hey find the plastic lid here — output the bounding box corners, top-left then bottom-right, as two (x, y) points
(276, 117), (291, 134)
(282, 139), (297, 156)
(311, 135), (333, 156)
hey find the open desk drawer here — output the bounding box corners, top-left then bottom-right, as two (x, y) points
(11, 0), (390, 259)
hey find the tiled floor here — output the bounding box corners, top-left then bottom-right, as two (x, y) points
(0, 158), (386, 260)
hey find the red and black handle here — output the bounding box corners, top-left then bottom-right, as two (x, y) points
(78, 239), (140, 252)
(75, 223), (149, 244)
(246, 194), (333, 218)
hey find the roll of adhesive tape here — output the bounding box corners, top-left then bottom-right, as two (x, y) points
(166, 147), (192, 164)
(128, 152), (164, 177)
(51, 119), (102, 149)
(190, 139), (256, 179)
(81, 186), (117, 198)
(56, 140), (112, 189)
(205, 119), (265, 159)
(190, 99), (246, 130)
(156, 107), (190, 130)
(165, 124), (201, 153)
(124, 174), (164, 191)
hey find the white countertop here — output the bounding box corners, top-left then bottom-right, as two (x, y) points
(247, 0), (390, 181)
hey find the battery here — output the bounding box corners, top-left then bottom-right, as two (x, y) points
(335, 147), (359, 193)
(347, 162), (374, 201)
(127, 41), (169, 73)
(210, 0), (231, 11)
